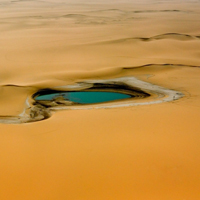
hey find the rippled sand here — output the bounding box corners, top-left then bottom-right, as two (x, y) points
(0, 0), (200, 199)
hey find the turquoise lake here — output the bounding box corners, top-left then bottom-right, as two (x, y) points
(35, 91), (131, 104)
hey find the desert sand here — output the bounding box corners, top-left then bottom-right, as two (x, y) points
(0, 0), (200, 199)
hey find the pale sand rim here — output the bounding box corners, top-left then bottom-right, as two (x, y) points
(0, 76), (183, 124)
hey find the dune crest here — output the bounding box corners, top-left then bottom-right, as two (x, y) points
(94, 33), (200, 44)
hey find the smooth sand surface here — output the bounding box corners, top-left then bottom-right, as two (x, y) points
(0, 0), (200, 199)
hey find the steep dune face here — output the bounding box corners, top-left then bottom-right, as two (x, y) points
(0, 0), (200, 199)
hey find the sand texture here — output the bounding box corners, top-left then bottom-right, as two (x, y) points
(0, 0), (200, 199)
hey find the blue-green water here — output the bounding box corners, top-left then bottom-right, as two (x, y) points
(35, 91), (131, 104)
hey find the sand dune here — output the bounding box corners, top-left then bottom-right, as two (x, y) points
(0, 0), (200, 200)
(123, 63), (200, 70)
(95, 33), (200, 44)
(87, 8), (183, 17)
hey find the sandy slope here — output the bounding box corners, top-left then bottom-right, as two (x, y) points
(0, 0), (200, 199)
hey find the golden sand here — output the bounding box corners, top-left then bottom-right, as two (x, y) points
(0, 0), (200, 199)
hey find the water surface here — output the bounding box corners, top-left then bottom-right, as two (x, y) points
(35, 91), (131, 104)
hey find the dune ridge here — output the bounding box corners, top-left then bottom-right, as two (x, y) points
(87, 9), (184, 16)
(0, 63), (198, 88)
(122, 63), (200, 70)
(94, 33), (200, 44)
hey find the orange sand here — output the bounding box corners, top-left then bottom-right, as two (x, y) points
(0, 0), (200, 199)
